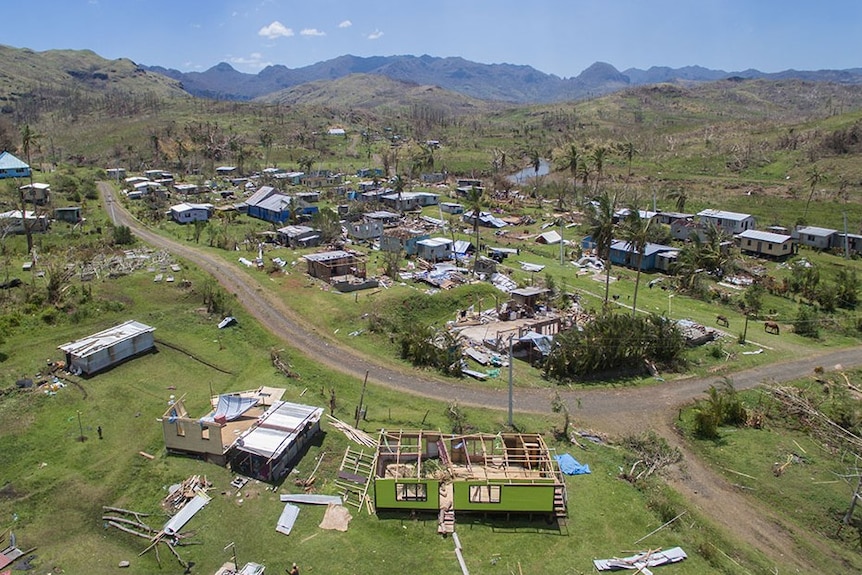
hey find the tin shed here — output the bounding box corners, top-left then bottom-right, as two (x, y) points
(59, 320), (155, 375)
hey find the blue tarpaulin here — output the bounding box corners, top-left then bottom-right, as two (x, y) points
(555, 453), (591, 475)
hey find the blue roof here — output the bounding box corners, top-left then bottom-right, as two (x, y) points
(0, 151), (29, 170)
(610, 239), (679, 257)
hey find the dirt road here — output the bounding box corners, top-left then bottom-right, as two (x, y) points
(100, 183), (862, 571)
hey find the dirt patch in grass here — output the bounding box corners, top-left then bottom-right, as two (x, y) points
(0, 482), (20, 500)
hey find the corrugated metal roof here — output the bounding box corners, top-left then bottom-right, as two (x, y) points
(0, 151), (28, 170)
(737, 229), (792, 242)
(276, 503), (300, 535)
(234, 401), (323, 459)
(304, 250), (353, 262)
(58, 320), (155, 358)
(697, 209), (753, 221)
(796, 226), (837, 236)
(163, 491), (210, 535)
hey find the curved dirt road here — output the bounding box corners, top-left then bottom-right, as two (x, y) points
(101, 183), (862, 571)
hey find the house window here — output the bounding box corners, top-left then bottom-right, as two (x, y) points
(468, 485), (501, 503)
(201, 426), (210, 440)
(395, 482), (427, 502)
(746, 240), (752, 246)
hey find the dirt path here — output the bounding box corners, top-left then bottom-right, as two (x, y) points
(100, 183), (862, 571)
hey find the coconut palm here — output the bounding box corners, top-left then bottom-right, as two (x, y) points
(391, 174), (407, 212)
(19, 124), (41, 254)
(618, 140), (637, 179)
(586, 191), (617, 305)
(621, 207), (653, 316)
(556, 143), (581, 207)
(666, 187), (688, 212)
(590, 145), (609, 193)
(464, 186), (486, 271)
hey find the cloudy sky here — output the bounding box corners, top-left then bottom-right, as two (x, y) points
(4, 0), (861, 77)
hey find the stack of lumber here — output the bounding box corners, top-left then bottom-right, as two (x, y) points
(326, 415), (377, 447)
(161, 475), (211, 513)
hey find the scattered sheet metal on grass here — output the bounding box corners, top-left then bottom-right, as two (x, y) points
(593, 547), (687, 573)
(276, 503), (300, 535)
(280, 494), (343, 505)
(163, 491), (210, 535)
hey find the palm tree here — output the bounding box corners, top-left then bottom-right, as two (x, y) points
(621, 207), (653, 316)
(465, 186), (486, 271)
(19, 124), (41, 254)
(666, 187), (688, 213)
(590, 145), (609, 193)
(391, 174), (407, 212)
(586, 191), (617, 305)
(557, 143), (581, 208)
(803, 165), (826, 221)
(618, 140), (637, 179)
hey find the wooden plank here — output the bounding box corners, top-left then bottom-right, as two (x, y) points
(337, 470), (367, 485)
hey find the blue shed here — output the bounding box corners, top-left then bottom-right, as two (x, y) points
(0, 151), (30, 179)
(609, 240), (679, 271)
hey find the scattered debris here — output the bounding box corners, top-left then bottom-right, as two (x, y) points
(230, 476), (249, 491)
(276, 503), (300, 536)
(594, 547), (687, 573)
(280, 494), (343, 505)
(271, 349), (300, 379)
(162, 475), (212, 513)
(453, 531), (469, 575)
(326, 415), (376, 447)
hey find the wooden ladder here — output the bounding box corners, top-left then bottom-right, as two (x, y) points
(553, 483), (568, 524)
(335, 447), (377, 513)
(438, 507), (455, 534)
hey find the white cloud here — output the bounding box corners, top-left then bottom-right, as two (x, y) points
(301, 28), (326, 37)
(258, 21), (294, 39)
(367, 29), (384, 40)
(338, 20), (352, 28)
(228, 52), (272, 70)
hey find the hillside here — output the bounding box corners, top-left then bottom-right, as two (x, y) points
(0, 44), (188, 120)
(145, 52), (862, 104)
(253, 73), (495, 114)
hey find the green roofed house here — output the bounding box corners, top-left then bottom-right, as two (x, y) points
(368, 430), (567, 531)
(0, 151), (31, 179)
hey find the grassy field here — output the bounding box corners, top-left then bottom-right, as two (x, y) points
(678, 378), (862, 571)
(1, 261), (788, 575)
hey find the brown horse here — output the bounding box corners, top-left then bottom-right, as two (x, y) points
(764, 321), (780, 334)
(716, 314), (729, 327)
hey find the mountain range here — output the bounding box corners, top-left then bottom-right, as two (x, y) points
(145, 54), (862, 104)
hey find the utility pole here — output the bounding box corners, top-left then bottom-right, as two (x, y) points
(508, 334), (515, 427)
(224, 542), (239, 573)
(559, 218), (564, 266)
(355, 370), (369, 428)
(77, 410), (85, 442)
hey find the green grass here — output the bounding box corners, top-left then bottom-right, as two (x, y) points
(678, 379), (862, 572)
(1, 259), (785, 575)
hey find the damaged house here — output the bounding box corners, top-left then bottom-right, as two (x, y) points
(161, 387), (324, 482)
(371, 430), (567, 524)
(58, 320), (155, 375)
